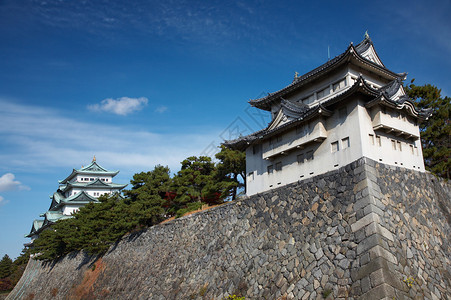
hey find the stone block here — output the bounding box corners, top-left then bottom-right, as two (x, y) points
(359, 283), (396, 299)
(354, 195), (373, 212)
(365, 222), (394, 242)
(368, 245), (398, 265)
(363, 203), (384, 218)
(370, 268), (405, 291)
(351, 212), (381, 233)
(353, 179), (369, 193)
(361, 276), (371, 293)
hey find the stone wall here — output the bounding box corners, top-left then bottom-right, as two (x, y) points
(7, 158), (450, 300)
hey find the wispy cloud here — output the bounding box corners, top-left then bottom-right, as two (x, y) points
(155, 105), (168, 113)
(0, 99), (221, 175)
(0, 195), (6, 206)
(88, 97), (148, 116)
(1, 0), (271, 47)
(0, 173), (29, 192)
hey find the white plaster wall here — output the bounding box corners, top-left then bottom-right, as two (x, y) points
(358, 105), (425, 171)
(246, 98), (365, 195)
(66, 188), (115, 198)
(63, 205), (81, 216)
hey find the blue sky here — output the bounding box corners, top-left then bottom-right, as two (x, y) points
(1, 0), (450, 259)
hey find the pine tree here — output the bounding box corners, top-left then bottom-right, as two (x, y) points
(0, 255), (13, 278)
(215, 145), (246, 200)
(405, 82), (450, 179)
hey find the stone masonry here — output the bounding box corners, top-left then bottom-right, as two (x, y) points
(7, 158), (450, 300)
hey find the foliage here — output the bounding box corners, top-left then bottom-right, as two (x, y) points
(31, 193), (145, 260)
(0, 249), (31, 292)
(13, 248), (31, 267)
(215, 145), (246, 200)
(172, 157), (218, 205)
(405, 82), (450, 179)
(403, 276), (414, 288)
(0, 254), (13, 278)
(175, 201), (205, 218)
(125, 165), (171, 204)
(0, 278), (13, 292)
(322, 288), (332, 298)
(0, 255), (13, 279)
(223, 295), (245, 300)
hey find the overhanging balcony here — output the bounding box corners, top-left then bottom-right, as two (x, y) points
(372, 111), (419, 140)
(262, 121), (327, 160)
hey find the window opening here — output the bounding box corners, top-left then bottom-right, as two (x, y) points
(333, 78), (346, 92)
(376, 136), (381, 147)
(267, 165), (274, 174)
(342, 137), (350, 149)
(302, 94), (315, 105)
(317, 86), (330, 99)
(297, 153), (304, 164)
(331, 141), (339, 153)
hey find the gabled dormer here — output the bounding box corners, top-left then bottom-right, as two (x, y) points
(354, 33), (385, 67)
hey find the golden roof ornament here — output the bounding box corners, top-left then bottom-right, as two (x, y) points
(93, 155), (96, 162)
(364, 30), (369, 39)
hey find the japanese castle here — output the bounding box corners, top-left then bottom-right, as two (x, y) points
(26, 157), (127, 242)
(225, 34), (432, 196)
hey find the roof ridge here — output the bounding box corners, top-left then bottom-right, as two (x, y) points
(249, 38), (405, 111)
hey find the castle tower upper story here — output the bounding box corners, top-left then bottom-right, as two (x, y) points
(225, 35), (432, 196)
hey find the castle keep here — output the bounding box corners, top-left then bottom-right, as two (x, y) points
(25, 158), (127, 243)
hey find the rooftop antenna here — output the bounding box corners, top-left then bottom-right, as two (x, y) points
(328, 45), (330, 61)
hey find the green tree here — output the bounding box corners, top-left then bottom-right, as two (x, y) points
(171, 156), (221, 215)
(0, 255), (13, 279)
(215, 145), (246, 200)
(124, 165), (171, 223)
(126, 165), (172, 201)
(31, 193), (141, 259)
(405, 82), (450, 179)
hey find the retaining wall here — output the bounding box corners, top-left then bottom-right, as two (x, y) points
(7, 158), (450, 300)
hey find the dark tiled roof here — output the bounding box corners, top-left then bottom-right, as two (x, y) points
(225, 76), (432, 150)
(249, 37), (406, 111)
(366, 79), (432, 120)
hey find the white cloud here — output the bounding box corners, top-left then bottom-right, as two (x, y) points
(0, 173), (29, 192)
(88, 97), (148, 116)
(0, 195), (7, 207)
(155, 105), (168, 113)
(0, 99), (222, 175)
